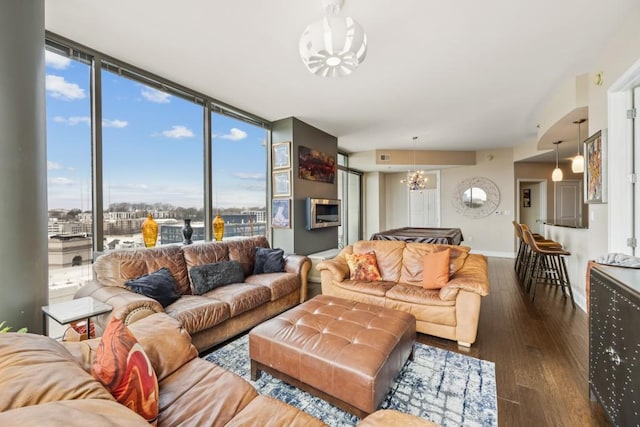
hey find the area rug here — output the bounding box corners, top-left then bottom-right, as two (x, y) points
(204, 335), (497, 427)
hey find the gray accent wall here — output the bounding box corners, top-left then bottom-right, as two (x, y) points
(0, 1), (48, 333)
(272, 118), (338, 255)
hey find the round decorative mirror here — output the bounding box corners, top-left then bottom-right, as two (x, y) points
(453, 177), (500, 218)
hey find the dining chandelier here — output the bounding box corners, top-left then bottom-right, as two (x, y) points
(299, 0), (368, 77)
(401, 137), (427, 191)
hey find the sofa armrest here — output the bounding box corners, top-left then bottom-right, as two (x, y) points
(316, 257), (350, 282)
(284, 254), (312, 302)
(74, 281), (164, 329)
(439, 254), (489, 301)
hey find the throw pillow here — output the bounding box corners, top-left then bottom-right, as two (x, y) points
(423, 248), (451, 289)
(125, 267), (181, 308)
(345, 251), (382, 282)
(253, 247), (285, 274)
(92, 318), (159, 425)
(189, 261), (245, 295)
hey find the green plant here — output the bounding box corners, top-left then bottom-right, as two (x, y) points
(0, 321), (27, 333)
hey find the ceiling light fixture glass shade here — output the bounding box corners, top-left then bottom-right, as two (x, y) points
(571, 118), (586, 173)
(552, 141), (563, 182)
(299, 0), (367, 77)
(400, 136), (427, 191)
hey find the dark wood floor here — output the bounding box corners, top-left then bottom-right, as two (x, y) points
(309, 257), (610, 427)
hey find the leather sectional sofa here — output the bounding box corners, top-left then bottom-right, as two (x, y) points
(0, 313), (435, 426)
(76, 236), (311, 352)
(316, 240), (490, 346)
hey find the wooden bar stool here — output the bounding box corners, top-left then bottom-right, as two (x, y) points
(522, 228), (575, 307)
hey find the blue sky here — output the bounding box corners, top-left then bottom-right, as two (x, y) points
(45, 51), (267, 211)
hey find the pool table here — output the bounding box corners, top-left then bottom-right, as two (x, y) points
(370, 227), (464, 245)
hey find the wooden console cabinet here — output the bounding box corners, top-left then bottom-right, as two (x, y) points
(589, 265), (640, 426)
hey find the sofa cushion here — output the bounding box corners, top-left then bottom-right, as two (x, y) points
(189, 261), (245, 295)
(164, 296), (230, 335)
(226, 395), (327, 427)
(253, 247), (285, 274)
(334, 279), (396, 297)
(158, 358), (257, 426)
(228, 236), (270, 276)
(245, 272), (300, 301)
(182, 241), (230, 268)
(345, 251), (382, 281)
(144, 246), (191, 295)
(400, 243), (470, 284)
(386, 283), (456, 307)
(92, 318), (159, 425)
(125, 267), (181, 307)
(203, 283), (271, 317)
(422, 249), (450, 289)
(353, 241), (405, 281)
(0, 333), (114, 412)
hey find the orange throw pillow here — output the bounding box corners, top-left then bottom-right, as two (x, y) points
(423, 249), (451, 289)
(345, 251), (382, 282)
(92, 317), (159, 425)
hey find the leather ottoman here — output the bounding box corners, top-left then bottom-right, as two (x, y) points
(249, 295), (416, 418)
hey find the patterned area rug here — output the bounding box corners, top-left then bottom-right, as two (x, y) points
(204, 335), (497, 426)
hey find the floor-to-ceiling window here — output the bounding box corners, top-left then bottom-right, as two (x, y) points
(45, 48), (94, 300)
(337, 153), (362, 247)
(211, 112), (268, 238)
(102, 68), (205, 246)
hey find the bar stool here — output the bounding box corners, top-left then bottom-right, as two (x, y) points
(522, 228), (575, 307)
(513, 222), (561, 283)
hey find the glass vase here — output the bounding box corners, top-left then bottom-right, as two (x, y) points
(213, 214), (224, 241)
(141, 214), (158, 248)
(182, 219), (193, 245)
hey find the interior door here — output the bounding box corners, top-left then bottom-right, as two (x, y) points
(555, 179), (582, 223)
(409, 189), (438, 227)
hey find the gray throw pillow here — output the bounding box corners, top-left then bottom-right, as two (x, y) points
(253, 247), (285, 274)
(189, 261), (245, 295)
(125, 267), (181, 308)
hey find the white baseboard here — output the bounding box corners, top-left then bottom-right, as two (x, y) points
(472, 250), (515, 259)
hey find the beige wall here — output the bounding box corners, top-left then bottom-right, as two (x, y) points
(441, 147), (515, 256)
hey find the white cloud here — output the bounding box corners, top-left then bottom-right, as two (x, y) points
(220, 128), (248, 141)
(49, 177), (73, 185)
(141, 88), (171, 104)
(45, 51), (71, 70)
(103, 119), (128, 128)
(161, 125), (194, 139)
(46, 75), (85, 100)
(233, 172), (264, 180)
(47, 161), (62, 170)
(54, 116), (90, 126)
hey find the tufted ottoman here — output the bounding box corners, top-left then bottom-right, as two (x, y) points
(249, 295), (416, 418)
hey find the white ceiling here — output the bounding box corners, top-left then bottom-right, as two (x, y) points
(45, 0), (636, 157)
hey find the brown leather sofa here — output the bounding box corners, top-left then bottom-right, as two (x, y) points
(76, 236), (311, 352)
(316, 240), (489, 346)
(0, 313), (437, 426)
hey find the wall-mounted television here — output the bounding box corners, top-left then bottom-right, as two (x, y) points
(306, 197), (341, 230)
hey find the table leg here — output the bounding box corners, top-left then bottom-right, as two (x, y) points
(86, 317), (92, 338)
(42, 314), (47, 336)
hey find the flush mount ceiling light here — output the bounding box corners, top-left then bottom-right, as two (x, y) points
(571, 118), (586, 173)
(552, 141), (563, 182)
(400, 137), (427, 191)
(299, 0), (368, 77)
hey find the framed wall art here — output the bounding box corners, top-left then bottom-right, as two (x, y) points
(584, 129), (607, 204)
(522, 188), (531, 208)
(272, 141), (291, 170)
(298, 145), (336, 184)
(272, 170), (291, 197)
(271, 198), (290, 228)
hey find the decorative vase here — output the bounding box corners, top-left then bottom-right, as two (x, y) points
(213, 214), (224, 241)
(141, 213), (158, 248)
(182, 219), (193, 245)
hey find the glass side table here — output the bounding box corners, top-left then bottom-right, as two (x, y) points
(41, 296), (112, 338)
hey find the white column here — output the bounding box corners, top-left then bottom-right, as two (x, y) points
(0, 1), (48, 333)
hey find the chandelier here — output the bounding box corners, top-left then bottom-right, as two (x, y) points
(401, 137), (427, 191)
(299, 0), (368, 77)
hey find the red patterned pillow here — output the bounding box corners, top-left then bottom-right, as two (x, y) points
(345, 251), (382, 281)
(92, 318), (159, 425)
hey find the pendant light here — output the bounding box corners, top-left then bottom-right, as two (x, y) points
(571, 118), (586, 173)
(400, 136), (427, 191)
(552, 141), (563, 182)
